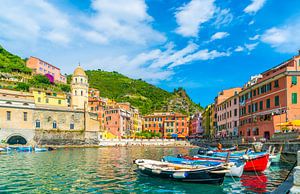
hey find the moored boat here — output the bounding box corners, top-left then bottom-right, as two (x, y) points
(163, 155), (244, 178)
(243, 153), (269, 172)
(134, 159), (229, 184)
(16, 146), (32, 152)
(34, 147), (48, 152)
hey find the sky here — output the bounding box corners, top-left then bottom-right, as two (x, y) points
(0, 0), (300, 107)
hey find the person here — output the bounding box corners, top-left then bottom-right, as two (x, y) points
(217, 142), (222, 151)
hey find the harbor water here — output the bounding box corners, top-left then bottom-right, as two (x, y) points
(0, 147), (293, 193)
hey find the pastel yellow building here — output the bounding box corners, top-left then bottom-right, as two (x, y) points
(31, 88), (68, 107)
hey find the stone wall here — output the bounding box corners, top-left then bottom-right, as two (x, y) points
(34, 130), (99, 145)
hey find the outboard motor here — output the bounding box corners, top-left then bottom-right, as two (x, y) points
(177, 154), (183, 158)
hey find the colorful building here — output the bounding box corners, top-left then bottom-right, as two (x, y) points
(104, 104), (131, 138)
(31, 88), (68, 107)
(202, 103), (217, 138)
(239, 53), (300, 140)
(215, 88), (241, 137)
(26, 56), (66, 83)
(189, 113), (203, 136)
(143, 112), (189, 138)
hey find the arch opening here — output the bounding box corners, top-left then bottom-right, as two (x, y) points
(7, 135), (27, 145)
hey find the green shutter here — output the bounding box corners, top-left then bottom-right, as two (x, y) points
(292, 76), (297, 85)
(292, 93), (298, 104)
(275, 96), (280, 106)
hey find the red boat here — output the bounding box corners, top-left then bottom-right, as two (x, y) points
(243, 154), (269, 172)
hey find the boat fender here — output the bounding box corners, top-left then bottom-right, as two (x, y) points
(173, 172), (187, 179)
(152, 169), (161, 174)
(138, 166), (146, 170)
(207, 151), (213, 156)
(242, 155), (249, 160)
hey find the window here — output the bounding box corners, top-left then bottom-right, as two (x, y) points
(70, 123), (75, 129)
(247, 128), (251, 136)
(274, 80), (279, 88)
(24, 112), (28, 121)
(259, 101), (263, 110)
(81, 91), (83, 96)
(46, 98), (49, 103)
(253, 128), (259, 136)
(58, 100), (61, 105)
(38, 97), (41, 103)
(234, 98), (237, 105)
(6, 111), (11, 121)
(53, 121), (57, 129)
(292, 93), (298, 104)
(275, 96), (280, 106)
(266, 99), (271, 108)
(36, 120), (41, 128)
(253, 90), (256, 96)
(292, 76), (297, 85)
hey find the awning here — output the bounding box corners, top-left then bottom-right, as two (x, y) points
(276, 120), (300, 129)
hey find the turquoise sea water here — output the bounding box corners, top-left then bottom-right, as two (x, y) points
(0, 147), (293, 193)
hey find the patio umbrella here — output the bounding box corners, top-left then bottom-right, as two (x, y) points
(289, 120), (300, 127)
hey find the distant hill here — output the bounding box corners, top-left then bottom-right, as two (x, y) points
(0, 45), (202, 115)
(84, 70), (203, 115)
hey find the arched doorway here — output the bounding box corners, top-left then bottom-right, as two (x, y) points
(7, 135), (27, 145)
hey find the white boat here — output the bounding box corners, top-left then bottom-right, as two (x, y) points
(226, 163), (245, 178)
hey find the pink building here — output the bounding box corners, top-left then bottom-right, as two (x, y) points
(26, 56), (66, 83)
(190, 113), (203, 136)
(105, 105), (131, 138)
(215, 88), (241, 137)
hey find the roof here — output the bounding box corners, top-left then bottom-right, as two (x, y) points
(30, 56), (60, 70)
(73, 65), (86, 76)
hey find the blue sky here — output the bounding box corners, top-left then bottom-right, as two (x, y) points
(0, 0), (300, 107)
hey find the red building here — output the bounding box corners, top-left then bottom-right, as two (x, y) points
(239, 53), (300, 140)
(143, 112), (189, 138)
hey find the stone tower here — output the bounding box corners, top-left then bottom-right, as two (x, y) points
(71, 65), (89, 110)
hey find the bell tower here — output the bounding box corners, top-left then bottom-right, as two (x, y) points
(71, 65), (89, 110)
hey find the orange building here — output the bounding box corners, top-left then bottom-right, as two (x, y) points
(88, 88), (107, 131)
(143, 112), (189, 138)
(26, 56), (66, 83)
(239, 53), (300, 140)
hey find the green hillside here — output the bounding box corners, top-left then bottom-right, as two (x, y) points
(84, 70), (202, 115)
(0, 45), (31, 74)
(0, 45), (202, 115)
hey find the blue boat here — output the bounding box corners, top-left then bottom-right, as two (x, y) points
(16, 146), (32, 152)
(34, 147), (48, 152)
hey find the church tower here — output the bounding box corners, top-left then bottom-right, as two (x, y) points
(71, 65), (89, 110)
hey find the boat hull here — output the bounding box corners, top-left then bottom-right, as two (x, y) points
(134, 159), (226, 184)
(136, 166), (226, 184)
(244, 154), (269, 172)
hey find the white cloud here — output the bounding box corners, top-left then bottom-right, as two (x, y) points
(261, 18), (300, 53)
(248, 20), (255, 25)
(210, 32), (229, 41)
(168, 49), (231, 68)
(244, 0), (267, 14)
(0, 0), (72, 45)
(234, 46), (244, 52)
(175, 0), (216, 37)
(87, 0), (166, 45)
(87, 42), (231, 83)
(245, 42), (259, 51)
(213, 8), (233, 28)
(249, 35), (260, 40)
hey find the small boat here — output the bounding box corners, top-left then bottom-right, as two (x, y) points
(202, 149), (269, 172)
(163, 155), (244, 178)
(243, 153), (269, 172)
(134, 159), (229, 184)
(34, 147), (48, 152)
(16, 146), (32, 152)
